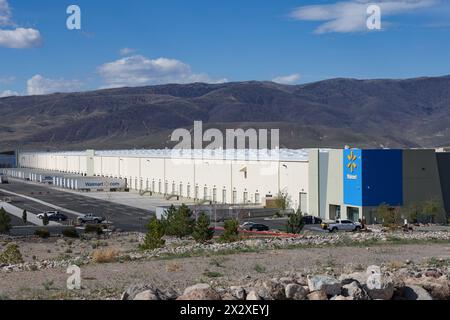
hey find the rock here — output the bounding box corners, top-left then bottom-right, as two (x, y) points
(406, 277), (450, 300)
(279, 277), (295, 285)
(177, 284), (221, 300)
(402, 285), (433, 300)
(424, 269), (442, 278)
(246, 290), (261, 300)
(229, 286), (246, 300)
(364, 273), (395, 300)
(366, 265), (381, 275)
(307, 275), (342, 296)
(331, 295), (353, 300)
(342, 281), (369, 300)
(134, 290), (160, 300)
(285, 284), (308, 300)
(339, 272), (367, 285)
(263, 280), (285, 300)
(307, 290), (328, 300)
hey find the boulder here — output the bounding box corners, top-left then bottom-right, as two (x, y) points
(307, 290), (328, 300)
(307, 275), (342, 296)
(364, 273), (395, 300)
(339, 272), (367, 285)
(263, 280), (285, 300)
(177, 283), (221, 300)
(331, 295), (353, 300)
(424, 269), (442, 279)
(342, 281), (369, 300)
(246, 290), (262, 300)
(406, 277), (450, 300)
(229, 286), (246, 300)
(402, 285), (433, 300)
(134, 290), (160, 300)
(285, 284), (308, 300)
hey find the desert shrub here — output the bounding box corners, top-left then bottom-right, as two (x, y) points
(0, 243), (23, 264)
(192, 212), (214, 243)
(219, 218), (240, 243)
(92, 248), (118, 263)
(0, 207), (11, 234)
(286, 209), (304, 234)
(62, 227), (79, 238)
(377, 203), (402, 229)
(84, 224), (103, 235)
(141, 216), (165, 250)
(162, 204), (195, 238)
(34, 228), (50, 238)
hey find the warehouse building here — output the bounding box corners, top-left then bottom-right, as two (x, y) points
(14, 148), (450, 222)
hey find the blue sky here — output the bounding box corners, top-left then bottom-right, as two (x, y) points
(1, 0), (450, 96)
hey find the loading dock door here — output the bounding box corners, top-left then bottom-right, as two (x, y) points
(299, 192), (307, 213)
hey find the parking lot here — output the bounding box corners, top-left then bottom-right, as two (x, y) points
(0, 180), (152, 232)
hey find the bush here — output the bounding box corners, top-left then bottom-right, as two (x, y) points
(92, 248), (119, 263)
(377, 203), (402, 229)
(84, 224), (103, 235)
(219, 218), (240, 243)
(193, 212), (214, 243)
(286, 209), (305, 234)
(162, 204), (195, 238)
(141, 216), (165, 250)
(42, 213), (49, 226)
(62, 227), (79, 238)
(0, 243), (23, 264)
(0, 207), (11, 234)
(34, 228), (50, 238)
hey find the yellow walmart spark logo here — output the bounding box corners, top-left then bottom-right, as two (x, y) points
(347, 151), (357, 173)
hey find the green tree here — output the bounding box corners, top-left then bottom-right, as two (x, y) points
(422, 198), (443, 223)
(0, 207), (11, 234)
(22, 210), (27, 224)
(377, 203), (402, 229)
(401, 202), (421, 224)
(286, 209), (304, 234)
(219, 218), (240, 243)
(42, 213), (49, 226)
(141, 216), (165, 250)
(163, 204), (195, 238)
(193, 212), (214, 243)
(274, 192), (290, 211)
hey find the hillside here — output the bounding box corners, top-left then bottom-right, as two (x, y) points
(1, 76), (450, 150)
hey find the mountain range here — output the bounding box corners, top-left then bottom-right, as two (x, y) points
(1, 75), (449, 151)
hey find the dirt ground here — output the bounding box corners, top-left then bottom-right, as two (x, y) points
(1, 237), (449, 300)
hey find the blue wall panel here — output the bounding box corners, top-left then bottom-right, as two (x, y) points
(344, 149), (403, 207)
(343, 149), (363, 206)
(361, 149), (403, 206)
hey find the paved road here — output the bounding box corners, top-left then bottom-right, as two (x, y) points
(0, 181), (152, 232)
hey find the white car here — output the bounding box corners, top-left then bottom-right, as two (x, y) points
(36, 211), (60, 219)
(323, 219), (362, 233)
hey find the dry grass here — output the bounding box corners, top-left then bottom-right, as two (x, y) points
(166, 262), (183, 272)
(92, 248), (119, 263)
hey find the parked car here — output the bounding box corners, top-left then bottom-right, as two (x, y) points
(322, 219), (361, 233)
(240, 221), (256, 229)
(302, 215), (323, 225)
(77, 213), (105, 224)
(48, 213), (68, 222)
(37, 211), (60, 219)
(248, 223), (270, 231)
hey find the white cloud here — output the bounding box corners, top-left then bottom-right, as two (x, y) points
(0, 0), (42, 48)
(119, 47), (136, 56)
(98, 55), (227, 88)
(0, 89), (18, 97)
(27, 74), (84, 95)
(0, 0), (12, 26)
(0, 27), (41, 48)
(290, 0), (438, 33)
(272, 73), (301, 84)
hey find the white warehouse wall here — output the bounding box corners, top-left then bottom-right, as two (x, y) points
(18, 150), (310, 211)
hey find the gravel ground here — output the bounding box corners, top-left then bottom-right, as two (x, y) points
(0, 237), (449, 300)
